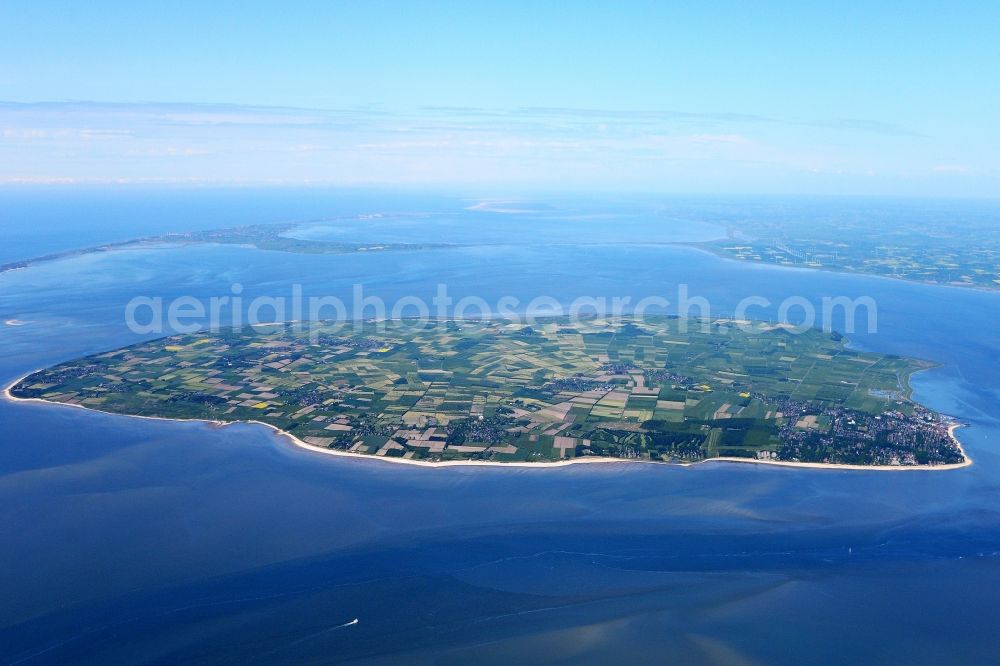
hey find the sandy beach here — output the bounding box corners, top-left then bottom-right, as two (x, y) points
(3, 371), (972, 472)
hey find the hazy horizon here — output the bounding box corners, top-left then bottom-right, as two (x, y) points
(4, 5), (1000, 662)
(2, 2), (998, 197)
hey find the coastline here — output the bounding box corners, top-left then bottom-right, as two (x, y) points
(3, 371), (972, 472)
(3, 226), (998, 295)
(685, 241), (1000, 294)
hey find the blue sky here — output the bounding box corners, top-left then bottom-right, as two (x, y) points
(1, 1), (998, 195)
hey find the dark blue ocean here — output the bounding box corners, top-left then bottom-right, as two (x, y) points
(1, 189), (999, 664)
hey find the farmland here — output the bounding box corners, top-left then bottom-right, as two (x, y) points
(701, 212), (1000, 289)
(10, 317), (964, 466)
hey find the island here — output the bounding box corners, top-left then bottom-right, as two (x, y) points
(0, 220), (461, 275)
(7, 317), (968, 468)
(4, 210), (998, 292)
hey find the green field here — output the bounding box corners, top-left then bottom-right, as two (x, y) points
(11, 317), (964, 466)
(702, 214), (1000, 289)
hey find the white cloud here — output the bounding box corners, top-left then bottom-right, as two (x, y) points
(0, 101), (993, 196)
(2, 127), (132, 140)
(932, 164), (971, 174)
(685, 133), (752, 145)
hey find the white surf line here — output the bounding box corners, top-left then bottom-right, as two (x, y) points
(3, 372), (972, 472)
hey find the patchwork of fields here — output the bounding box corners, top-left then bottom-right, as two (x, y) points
(11, 317), (964, 466)
(702, 212), (1000, 289)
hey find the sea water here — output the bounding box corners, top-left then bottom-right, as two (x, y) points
(1, 189), (998, 664)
